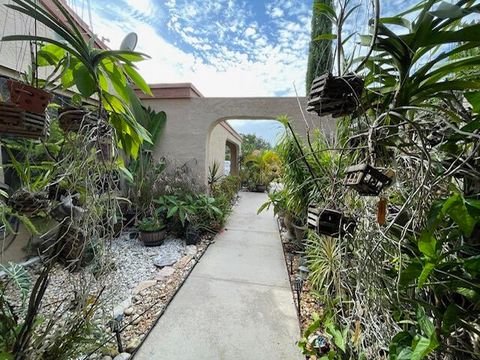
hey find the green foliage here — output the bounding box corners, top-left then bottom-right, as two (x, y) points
(243, 149), (281, 187)
(306, 0), (334, 93)
(137, 216), (166, 232)
(306, 231), (342, 297)
(3, 0), (154, 158)
(240, 133), (271, 157)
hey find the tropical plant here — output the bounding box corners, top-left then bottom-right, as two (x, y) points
(124, 107), (167, 216)
(3, 0), (153, 158)
(306, 0), (334, 92)
(244, 149), (281, 187)
(137, 216), (166, 232)
(306, 231), (342, 297)
(239, 133), (271, 159)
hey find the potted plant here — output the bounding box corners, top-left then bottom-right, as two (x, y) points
(2, 144), (52, 215)
(3, 0), (155, 159)
(137, 216), (167, 246)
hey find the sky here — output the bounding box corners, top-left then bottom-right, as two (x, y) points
(66, 0), (417, 144)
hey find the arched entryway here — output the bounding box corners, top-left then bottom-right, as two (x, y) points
(137, 83), (336, 186)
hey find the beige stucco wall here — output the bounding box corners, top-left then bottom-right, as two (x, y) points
(207, 122), (241, 176)
(140, 97), (336, 185)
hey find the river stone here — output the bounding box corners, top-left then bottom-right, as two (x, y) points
(113, 353), (131, 360)
(185, 245), (197, 256)
(155, 266), (175, 280)
(132, 280), (157, 295)
(153, 238), (185, 267)
(123, 307), (134, 316)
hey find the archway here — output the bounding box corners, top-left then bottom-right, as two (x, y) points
(137, 84), (336, 186)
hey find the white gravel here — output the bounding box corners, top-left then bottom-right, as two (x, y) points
(103, 232), (186, 305)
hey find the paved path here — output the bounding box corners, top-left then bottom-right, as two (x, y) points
(135, 192), (302, 360)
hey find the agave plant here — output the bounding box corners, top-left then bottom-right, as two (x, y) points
(2, 0), (154, 158)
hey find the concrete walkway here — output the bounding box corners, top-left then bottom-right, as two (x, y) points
(134, 192), (302, 360)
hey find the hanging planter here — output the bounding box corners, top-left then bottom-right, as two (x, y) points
(6, 79), (52, 114)
(58, 106), (98, 133)
(8, 189), (49, 215)
(307, 72), (364, 118)
(0, 102), (51, 139)
(344, 164), (394, 196)
(308, 205), (356, 237)
(55, 223), (87, 263)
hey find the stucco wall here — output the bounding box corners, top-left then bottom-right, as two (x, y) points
(207, 122), (241, 176)
(140, 96), (336, 185)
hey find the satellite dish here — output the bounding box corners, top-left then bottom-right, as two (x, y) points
(120, 32), (138, 51)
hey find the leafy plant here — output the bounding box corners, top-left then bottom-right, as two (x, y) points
(137, 216), (166, 232)
(3, 0), (154, 158)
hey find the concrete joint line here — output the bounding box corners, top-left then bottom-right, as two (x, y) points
(191, 273), (291, 290)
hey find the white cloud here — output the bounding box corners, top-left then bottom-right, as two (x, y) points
(82, 0), (309, 97)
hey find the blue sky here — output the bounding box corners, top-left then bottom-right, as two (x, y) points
(67, 0), (418, 144)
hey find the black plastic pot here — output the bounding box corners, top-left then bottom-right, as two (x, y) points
(185, 225), (201, 245)
(255, 184), (267, 192)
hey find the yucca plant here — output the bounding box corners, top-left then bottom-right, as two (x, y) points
(306, 231), (343, 298)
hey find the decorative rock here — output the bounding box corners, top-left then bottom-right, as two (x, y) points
(113, 353), (131, 360)
(153, 238), (185, 267)
(125, 338), (141, 353)
(132, 280), (157, 295)
(123, 307), (134, 316)
(132, 316), (142, 325)
(185, 245), (197, 256)
(175, 255), (193, 269)
(101, 357), (113, 360)
(155, 266), (175, 281)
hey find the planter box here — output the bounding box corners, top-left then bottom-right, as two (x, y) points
(8, 190), (48, 215)
(58, 107), (97, 133)
(185, 225), (201, 245)
(0, 102), (50, 139)
(140, 228), (167, 247)
(56, 224), (86, 263)
(307, 72), (364, 118)
(7, 79), (52, 114)
(344, 164), (393, 196)
(308, 205), (356, 236)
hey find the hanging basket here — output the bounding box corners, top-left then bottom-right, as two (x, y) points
(344, 164), (393, 196)
(0, 102), (51, 139)
(307, 72), (364, 118)
(8, 189), (49, 215)
(56, 223), (87, 262)
(308, 205), (356, 237)
(58, 106), (98, 133)
(7, 79), (52, 114)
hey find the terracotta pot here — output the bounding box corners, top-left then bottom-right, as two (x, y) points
(7, 79), (52, 114)
(140, 228), (167, 247)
